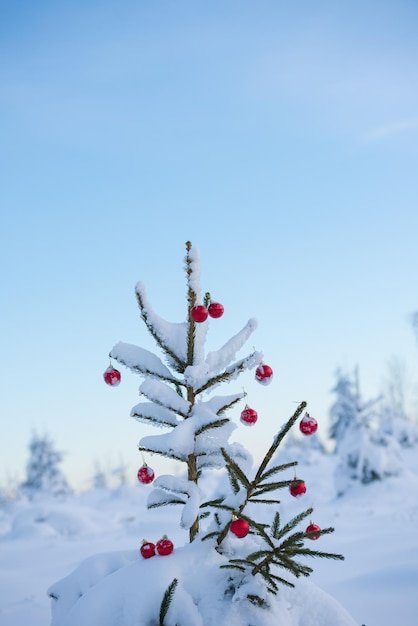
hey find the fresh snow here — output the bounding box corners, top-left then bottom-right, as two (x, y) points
(1, 447), (417, 625)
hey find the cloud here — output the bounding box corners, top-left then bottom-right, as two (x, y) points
(361, 117), (418, 144)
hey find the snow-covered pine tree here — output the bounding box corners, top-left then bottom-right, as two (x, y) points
(329, 368), (402, 496)
(48, 241), (352, 626)
(20, 432), (71, 500)
(109, 243), (343, 590)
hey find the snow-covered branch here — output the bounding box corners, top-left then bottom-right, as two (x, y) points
(139, 379), (190, 417)
(110, 342), (182, 384)
(205, 318), (258, 372)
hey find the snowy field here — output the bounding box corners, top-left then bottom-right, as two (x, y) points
(1, 446), (417, 626)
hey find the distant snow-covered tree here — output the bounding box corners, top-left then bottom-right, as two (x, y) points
(379, 403), (418, 449)
(329, 368), (402, 496)
(91, 462), (108, 490)
(20, 432), (71, 500)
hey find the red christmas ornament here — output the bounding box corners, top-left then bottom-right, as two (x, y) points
(289, 480), (306, 497)
(140, 540), (156, 558)
(156, 536), (174, 556)
(240, 406), (258, 426)
(103, 366), (121, 386)
(208, 302), (224, 319)
(230, 518), (249, 538)
(305, 523), (321, 540)
(255, 363), (273, 385)
(299, 413), (318, 436)
(137, 463), (155, 484)
(191, 305), (209, 323)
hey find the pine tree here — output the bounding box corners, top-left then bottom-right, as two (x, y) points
(107, 241), (344, 609)
(329, 368), (402, 495)
(20, 431), (71, 500)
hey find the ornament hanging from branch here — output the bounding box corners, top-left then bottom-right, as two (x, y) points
(103, 365), (121, 386)
(299, 412), (318, 435)
(255, 363), (273, 385)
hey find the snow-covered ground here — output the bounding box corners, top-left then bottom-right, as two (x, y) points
(1, 446), (417, 626)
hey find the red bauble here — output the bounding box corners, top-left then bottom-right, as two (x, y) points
(230, 518), (249, 538)
(156, 536), (174, 556)
(103, 366), (121, 386)
(140, 540), (156, 558)
(305, 523), (321, 540)
(137, 464), (155, 484)
(191, 305), (209, 323)
(299, 413), (318, 436)
(208, 302), (224, 319)
(240, 406), (258, 426)
(289, 480), (306, 497)
(255, 364), (273, 385)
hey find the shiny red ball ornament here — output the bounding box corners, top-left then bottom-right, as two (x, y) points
(137, 464), (155, 484)
(299, 413), (318, 436)
(230, 518), (249, 538)
(156, 536), (174, 556)
(208, 302), (224, 319)
(289, 480), (306, 497)
(103, 366), (121, 386)
(140, 540), (156, 558)
(191, 305), (209, 323)
(240, 406), (258, 426)
(255, 364), (273, 385)
(305, 523), (321, 540)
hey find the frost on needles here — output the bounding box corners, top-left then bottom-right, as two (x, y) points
(109, 240), (344, 611)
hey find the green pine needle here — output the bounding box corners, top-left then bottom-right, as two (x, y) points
(159, 578), (178, 626)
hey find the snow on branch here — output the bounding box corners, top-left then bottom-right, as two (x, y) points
(205, 318), (258, 373)
(185, 243), (202, 299)
(196, 440), (253, 472)
(152, 475), (204, 529)
(130, 402), (180, 428)
(204, 393), (246, 415)
(110, 342), (181, 384)
(135, 281), (188, 370)
(139, 379), (190, 416)
(139, 418), (196, 459)
(192, 350), (263, 394)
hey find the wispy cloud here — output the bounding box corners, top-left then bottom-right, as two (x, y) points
(361, 117), (418, 143)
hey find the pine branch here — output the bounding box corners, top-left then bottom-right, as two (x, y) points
(195, 353), (258, 395)
(138, 446), (186, 462)
(185, 241), (197, 367)
(274, 508), (313, 541)
(260, 461), (298, 482)
(200, 497), (226, 508)
(251, 479), (295, 498)
(159, 578), (178, 626)
(195, 418), (230, 437)
(216, 395), (245, 415)
(253, 401), (307, 485)
(137, 390), (189, 419)
(292, 547), (345, 561)
(131, 413), (179, 428)
(221, 447), (251, 490)
(135, 289), (186, 373)
(271, 512), (280, 538)
(148, 499), (184, 509)
(111, 352), (183, 386)
(250, 522), (343, 579)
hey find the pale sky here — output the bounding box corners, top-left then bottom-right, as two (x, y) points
(1, 0), (417, 490)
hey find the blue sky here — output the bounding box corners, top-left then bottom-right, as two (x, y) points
(1, 0), (417, 490)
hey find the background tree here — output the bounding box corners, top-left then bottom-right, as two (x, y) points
(20, 432), (71, 500)
(329, 368), (402, 496)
